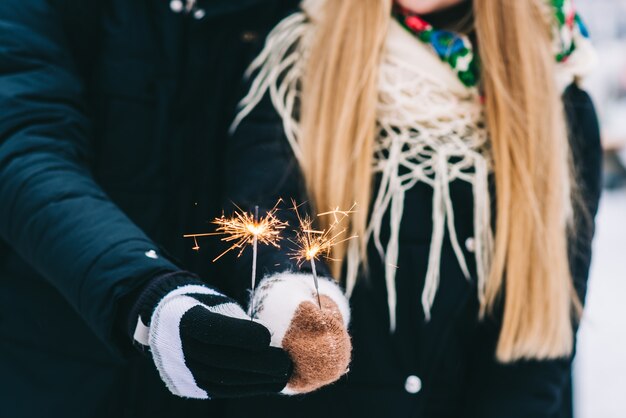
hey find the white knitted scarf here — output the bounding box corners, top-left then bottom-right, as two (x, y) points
(232, 1), (595, 330)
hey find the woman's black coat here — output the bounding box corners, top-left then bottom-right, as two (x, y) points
(0, 1), (298, 417)
(220, 83), (603, 418)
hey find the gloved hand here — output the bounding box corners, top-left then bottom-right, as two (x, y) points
(251, 272), (352, 394)
(128, 272), (292, 399)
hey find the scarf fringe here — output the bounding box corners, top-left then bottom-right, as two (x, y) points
(233, 11), (495, 332)
(230, 11), (310, 161)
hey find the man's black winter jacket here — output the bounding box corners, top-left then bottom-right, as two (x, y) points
(0, 1), (296, 417)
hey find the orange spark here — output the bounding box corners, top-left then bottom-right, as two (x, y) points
(183, 200), (287, 261)
(289, 201), (358, 266)
(289, 201), (357, 308)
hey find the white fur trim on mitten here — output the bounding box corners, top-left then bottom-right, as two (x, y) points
(250, 272), (350, 348)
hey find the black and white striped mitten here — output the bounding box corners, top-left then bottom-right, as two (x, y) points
(129, 273), (292, 399)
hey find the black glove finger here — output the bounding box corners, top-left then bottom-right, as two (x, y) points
(199, 381), (288, 399)
(180, 304), (271, 351)
(183, 338), (293, 378)
(187, 361), (290, 387)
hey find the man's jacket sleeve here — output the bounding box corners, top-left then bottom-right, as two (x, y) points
(0, 0), (180, 345)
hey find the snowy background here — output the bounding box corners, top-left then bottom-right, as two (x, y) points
(573, 1), (626, 417)
(575, 191), (626, 418)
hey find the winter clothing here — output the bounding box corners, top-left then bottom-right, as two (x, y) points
(234, 0), (597, 327)
(128, 272), (292, 399)
(393, 2), (480, 87)
(0, 0), (299, 417)
(251, 273), (351, 394)
(393, 0), (592, 88)
(224, 75), (602, 418)
(220, 4), (603, 418)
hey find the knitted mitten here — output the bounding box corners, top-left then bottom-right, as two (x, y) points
(250, 272), (351, 394)
(127, 272), (292, 399)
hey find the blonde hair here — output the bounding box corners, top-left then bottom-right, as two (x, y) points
(299, 0), (577, 362)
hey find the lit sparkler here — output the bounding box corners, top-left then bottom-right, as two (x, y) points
(184, 200), (288, 316)
(290, 201), (357, 309)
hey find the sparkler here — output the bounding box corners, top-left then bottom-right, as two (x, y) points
(289, 201), (357, 309)
(184, 200), (287, 316)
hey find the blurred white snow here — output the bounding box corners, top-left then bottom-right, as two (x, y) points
(572, 1), (626, 417)
(575, 190), (626, 418)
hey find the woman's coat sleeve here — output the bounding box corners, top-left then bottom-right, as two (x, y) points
(465, 85), (603, 418)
